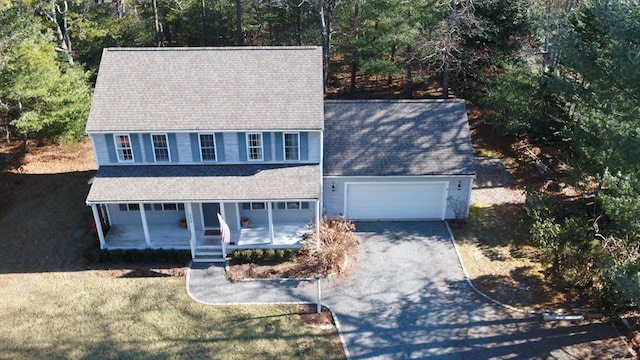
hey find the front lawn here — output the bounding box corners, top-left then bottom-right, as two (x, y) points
(0, 140), (345, 360)
(0, 272), (345, 360)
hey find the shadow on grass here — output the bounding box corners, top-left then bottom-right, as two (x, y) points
(0, 170), (99, 274)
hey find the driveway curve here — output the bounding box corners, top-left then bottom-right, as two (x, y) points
(188, 221), (631, 359)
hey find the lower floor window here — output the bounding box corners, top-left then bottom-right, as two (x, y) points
(119, 204), (140, 211)
(119, 203), (184, 211)
(242, 202), (266, 210)
(276, 201), (310, 210)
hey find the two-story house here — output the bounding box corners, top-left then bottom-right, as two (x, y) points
(85, 46), (475, 263)
(85, 47), (324, 261)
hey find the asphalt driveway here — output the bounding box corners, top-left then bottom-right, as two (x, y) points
(188, 221), (631, 359)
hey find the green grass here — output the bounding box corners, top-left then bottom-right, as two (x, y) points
(451, 204), (553, 308)
(0, 272), (345, 360)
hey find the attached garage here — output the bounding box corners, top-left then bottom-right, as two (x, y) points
(323, 100), (477, 221)
(345, 182), (448, 220)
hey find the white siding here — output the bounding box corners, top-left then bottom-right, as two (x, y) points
(224, 132), (240, 162)
(176, 133), (193, 164)
(91, 134), (111, 166)
(323, 176), (474, 220)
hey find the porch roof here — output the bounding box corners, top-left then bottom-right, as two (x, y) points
(86, 164), (320, 203)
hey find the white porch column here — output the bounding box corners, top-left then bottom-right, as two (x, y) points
(90, 204), (106, 249)
(235, 203), (241, 230)
(186, 203), (196, 258)
(267, 201), (275, 244)
(315, 200), (321, 250)
(139, 202), (151, 246)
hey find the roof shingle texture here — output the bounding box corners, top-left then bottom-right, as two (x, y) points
(86, 47), (324, 132)
(323, 100), (476, 176)
(86, 164), (320, 202)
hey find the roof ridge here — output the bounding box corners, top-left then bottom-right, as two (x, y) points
(105, 46), (321, 52)
(324, 99), (465, 103)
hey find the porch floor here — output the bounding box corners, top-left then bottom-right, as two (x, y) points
(103, 223), (312, 249)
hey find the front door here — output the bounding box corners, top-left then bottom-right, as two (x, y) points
(201, 203), (221, 229)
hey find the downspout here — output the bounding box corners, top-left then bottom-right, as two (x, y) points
(317, 129), (324, 248)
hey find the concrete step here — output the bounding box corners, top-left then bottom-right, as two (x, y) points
(196, 251), (223, 256)
(196, 245), (222, 250)
(192, 257), (226, 263)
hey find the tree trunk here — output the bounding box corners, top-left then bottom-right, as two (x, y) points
(43, 0), (74, 64)
(296, 3), (302, 46)
(442, 0), (456, 99)
(405, 44), (413, 98)
(388, 45), (396, 85)
(317, 1), (328, 92)
(201, 0), (207, 45)
(235, 0), (243, 45)
(349, 0), (360, 95)
(152, 0), (162, 47)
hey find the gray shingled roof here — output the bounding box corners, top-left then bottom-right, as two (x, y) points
(86, 164), (320, 203)
(86, 47), (324, 133)
(323, 100), (475, 176)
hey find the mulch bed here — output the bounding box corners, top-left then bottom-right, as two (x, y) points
(297, 304), (335, 329)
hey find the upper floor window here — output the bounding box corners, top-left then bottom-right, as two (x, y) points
(284, 133), (299, 161)
(152, 134), (170, 162)
(114, 134), (134, 162)
(199, 134), (217, 161)
(247, 133), (263, 161)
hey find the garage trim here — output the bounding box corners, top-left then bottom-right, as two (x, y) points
(343, 181), (449, 221)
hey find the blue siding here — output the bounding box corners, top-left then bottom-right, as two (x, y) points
(215, 133), (225, 161)
(237, 133), (247, 161)
(104, 134), (117, 163)
(142, 134), (154, 162)
(168, 133), (179, 162)
(300, 132), (309, 161)
(262, 132), (272, 161)
(130, 134), (142, 163)
(274, 132), (284, 161)
(190, 133), (200, 162)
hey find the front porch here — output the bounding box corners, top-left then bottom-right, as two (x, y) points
(103, 223), (312, 250)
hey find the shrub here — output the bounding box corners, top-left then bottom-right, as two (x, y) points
(82, 246), (190, 265)
(230, 248), (298, 264)
(297, 215), (361, 277)
(529, 211), (605, 292)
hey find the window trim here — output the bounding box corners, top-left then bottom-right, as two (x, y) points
(119, 203), (140, 211)
(242, 202), (267, 210)
(276, 201), (308, 210)
(246, 132), (264, 161)
(283, 132), (300, 161)
(114, 134), (134, 162)
(198, 133), (217, 162)
(153, 203), (185, 211)
(151, 133), (171, 162)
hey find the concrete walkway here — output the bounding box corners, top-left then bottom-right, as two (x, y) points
(187, 221), (632, 359)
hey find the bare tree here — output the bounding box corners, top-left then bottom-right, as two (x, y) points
(235, 0), (243, 45)
(152, 0), (163, 46)
(317, 0), (339, 92)
(41, 0), (74, 64)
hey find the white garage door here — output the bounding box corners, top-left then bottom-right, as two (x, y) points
(345, 182), (448, 220)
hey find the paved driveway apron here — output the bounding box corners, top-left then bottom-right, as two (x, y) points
(188, 221), (630, 359)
